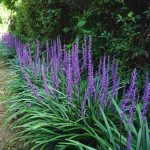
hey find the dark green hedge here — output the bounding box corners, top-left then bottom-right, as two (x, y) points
(2, 0), (150, 82)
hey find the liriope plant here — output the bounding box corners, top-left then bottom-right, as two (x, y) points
(2, 33), (150, 150)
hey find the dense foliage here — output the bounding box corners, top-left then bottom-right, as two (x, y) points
(0, 0), (17, 10)
(1, 0), (149, 82)
(1, 33), (150, 150)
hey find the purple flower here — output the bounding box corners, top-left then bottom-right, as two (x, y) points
(16, 46), (23, 70)
(24, 73), (40, 100)
(66, 51), (72, 102)
(98, 56), (106, 101)
(28, 49), (33, 69)
(46, 40), (51, 65)
(146, 72), (149, 84)
(35, 59), (41, 79)
(22, 46), (29, 67)
(2, 33), (17, 48)
(142, 78), (150, 121)
(126, 131), (132, 150)
(100, 56), (110, 108)
(57, 38), (62, 66)
(98, 57), (102, 77)
(142, 72), (149, 100)
(72, 38), (80, 84)
(82, 34), (87, 70)
(87, 35), (95, 97)
(128, 69), (137, 125)
(109, 57), (120, 106)
(51, 58), (59, 91)
(111, 57), (118, 93)
(111, 57), (118, 89)
(121, 69), (137, 124)
(81, 89), (88, 113)
(63, 48), (68, 75)
(128, 98), (136, 125)
(42, 64), (50, 96)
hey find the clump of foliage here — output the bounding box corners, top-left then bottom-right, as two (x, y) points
(2, 33), (150, 150)
(0, 0), (18, 10)
(2, 0), (149, 86)
(8, 0), (62, 42)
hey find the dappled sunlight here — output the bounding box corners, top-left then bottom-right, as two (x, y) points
(0, 3), (11, 34)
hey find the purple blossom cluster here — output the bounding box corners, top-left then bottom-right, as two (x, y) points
(66, 51), (72, 102)
(98, 56), (110, 108)
(3, 34), (149, 117)
(24, 73), (40, 100)
(2, 33), (23, 49)
(121, 69), (137, 125)
(42, 64), (50, 96)
(2, 33), (150, 149)
(142, 73), (150, 122)
(126, 131), (132, 150)
(87, 36), (95, 97)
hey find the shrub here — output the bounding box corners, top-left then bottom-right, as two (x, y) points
(6, 0), (150, 89)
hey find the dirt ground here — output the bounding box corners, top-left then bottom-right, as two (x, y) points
(0, 56), (16, 150)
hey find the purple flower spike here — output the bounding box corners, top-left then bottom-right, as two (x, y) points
(22, 46), (28, 66)
(98, 56), (106, 101)
(142, 72), (149, 100)
(36, 40), (40, 63)
(87, 35), (95, 97)
(42, 64), (50, 96)
(24, 73), (40, 100)
(57, 38), (63, 66)
(82, 34), (87, 70)
(81, 89), (88, 113)
(111, 57), (118, 95)
(142, 80), (150, 122)
(28, 49), (33, 69)
(46, 40), (51, 65)
(126, 131), (132, 150)
(109, 57), (120, 106)
(98, 57), (102, 77)
(63, 48), (68, 75)
(35, 59), (41, 79)
(128, 69), (137, 125)
(66, 51), (72, 102)
(121, 69), (137, 124)
(72, 39), (80, 84)
(146, 72), (149, 84)
(16, 47), (23, 70)
(51, 58), (59, 92)
(100, 56), (110, 108)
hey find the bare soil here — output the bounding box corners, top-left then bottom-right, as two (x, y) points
(0, 57), (17, 150)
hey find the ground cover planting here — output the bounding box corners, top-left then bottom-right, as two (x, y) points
(1, 33), (150, 150)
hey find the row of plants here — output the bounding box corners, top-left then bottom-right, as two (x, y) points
(1, 0), (150, 80)
(2, 33), (150, 150)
